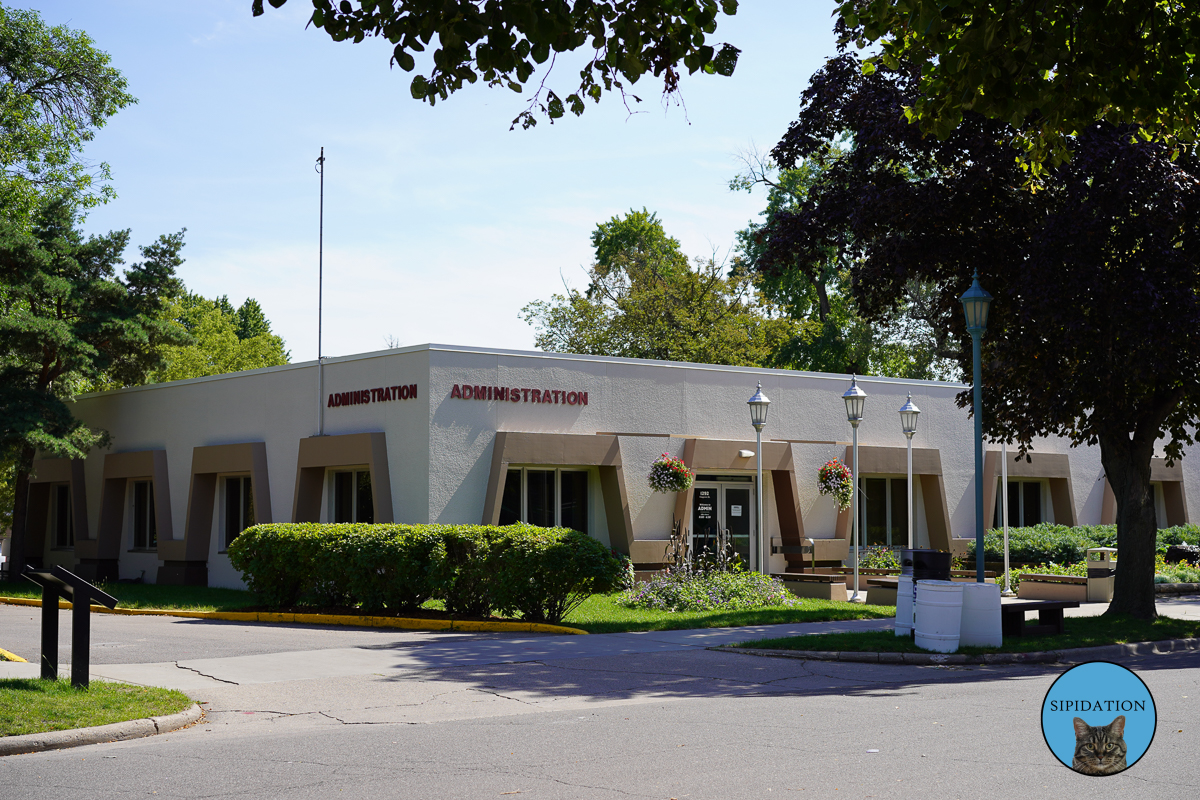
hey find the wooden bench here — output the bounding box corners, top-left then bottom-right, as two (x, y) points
(1017, 574), (1087, 602)
(771, 572), (848, 602)
(1000, 599), (1079, 637)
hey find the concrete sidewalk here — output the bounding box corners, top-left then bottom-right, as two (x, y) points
(4, 595), (1197, 692)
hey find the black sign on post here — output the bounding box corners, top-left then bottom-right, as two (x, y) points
(23, 565), (118, 689)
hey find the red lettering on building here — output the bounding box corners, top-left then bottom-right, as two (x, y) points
(444, 383), (589, 407)
(324, 382), (419, 409)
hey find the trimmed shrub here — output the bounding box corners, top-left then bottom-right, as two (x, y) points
(992, 560), (1087, 592)
(226, 523), (322, 607)
(966, 523), (1200, 565)
(433, 525), (506, 617)
(227, 523), (443, 610)
(490, 525), (624, 623)
(228, 522), (621, 623)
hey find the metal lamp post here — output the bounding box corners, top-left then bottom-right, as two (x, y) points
(899, 394), (920, 551)
(960, 272), (993, 583)
(748, 383), (770, 575)
(843, 376), (867, 601)
(1001, 440), (1014, 595)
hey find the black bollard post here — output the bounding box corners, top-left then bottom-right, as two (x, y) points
(24, 566), (117, 689)
(71, 591), (92, 689)
(40, 582), (59, 680)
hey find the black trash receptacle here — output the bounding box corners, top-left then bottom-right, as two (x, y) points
(901, 549), (951, 583)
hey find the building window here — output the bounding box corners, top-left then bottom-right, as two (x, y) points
(52, 484), (74, 549)
(858, 477), (908, 547)
(994, 480), (1042, 528)
(223, 476), (255, 549)
(132, 480), (157, 550)
(333, 470), (373, 523)
(498, 468), (588, 533)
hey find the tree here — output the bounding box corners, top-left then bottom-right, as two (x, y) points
(251, 0), (740, 128)
(838, 1), (1200, 170)
(756, 50), (1200, 620)
(731, 146), (957, 379)
(0, 5), (135, 226)
(147, 292), (290, 383)
(0, 199), (187, 579)
(522, 208), (795, 366)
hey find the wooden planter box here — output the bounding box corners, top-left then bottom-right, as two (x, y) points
(1017, 574), (1087, 602)
(774, 573), (849, 602)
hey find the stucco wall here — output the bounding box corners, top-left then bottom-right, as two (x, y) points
(48, 342), (1194, 589)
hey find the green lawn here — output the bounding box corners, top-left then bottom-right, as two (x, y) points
(0, 582), (895, 632)
(0, 678), (193, 737)
(735, 614), (1200, 655)
(562, 594), (894, 633)
(0, 581), (258, 612)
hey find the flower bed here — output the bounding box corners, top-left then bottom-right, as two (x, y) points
(617, 569), (797, 612)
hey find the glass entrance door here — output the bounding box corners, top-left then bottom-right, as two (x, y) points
(690, 477), (755, 567)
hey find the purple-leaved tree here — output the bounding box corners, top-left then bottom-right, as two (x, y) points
(756, 48), (1200, 620)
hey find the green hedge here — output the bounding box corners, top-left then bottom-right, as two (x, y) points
(227, 522), (623, 624)
(966, 523), (1200, 565)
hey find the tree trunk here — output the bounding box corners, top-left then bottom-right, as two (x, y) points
(7, 444), (35, 582)
(1099, 431), (1158, 620)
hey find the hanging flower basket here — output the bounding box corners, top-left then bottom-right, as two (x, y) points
(818, 458), (853, 511)
(648, 454), (694, 493)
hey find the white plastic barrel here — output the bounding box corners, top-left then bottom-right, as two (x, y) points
(895, 575), (914, 636)
(959, 581), (1002, 647)
(914, 580), (963, 653)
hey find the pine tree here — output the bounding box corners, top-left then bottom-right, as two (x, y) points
(0, 199), (187, 578)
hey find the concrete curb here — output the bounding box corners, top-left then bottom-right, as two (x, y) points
(0, 703), (203, 757)
(716, 636), (1200, 665)
(0, 647), (26, 662)
(0, 597), (588, 636)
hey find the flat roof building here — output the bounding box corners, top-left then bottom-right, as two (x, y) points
(19, 343), (1196, 589)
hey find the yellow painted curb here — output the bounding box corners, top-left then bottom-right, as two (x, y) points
(0, 596), (587, 635)
(0, 647), (27, 662)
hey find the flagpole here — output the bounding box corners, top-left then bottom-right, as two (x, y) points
(316, 147), (325, 437)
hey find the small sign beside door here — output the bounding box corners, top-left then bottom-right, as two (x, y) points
(731, 505), (742, 517)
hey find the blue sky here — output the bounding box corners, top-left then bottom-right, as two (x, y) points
(27, 1), (844, 362)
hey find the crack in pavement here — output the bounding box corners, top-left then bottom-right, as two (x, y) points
(317, 710), (420, 725)
(174, 661), (240, 685)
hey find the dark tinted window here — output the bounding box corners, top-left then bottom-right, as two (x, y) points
(862, 478), (888, 546)
(334, 471), (354, 522)
(356, 470), (374, 524)
(526, 470), (555, 527)
(54, 485), (73, 548)
(1023, 481), (1042, 526)
(499, 469), (522, 525)
(559, 471), (588, 533)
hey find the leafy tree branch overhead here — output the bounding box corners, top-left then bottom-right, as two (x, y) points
(251, 0), (741, 128)
(0, 5), (135, 226)
(838, 0), (1200, 170)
